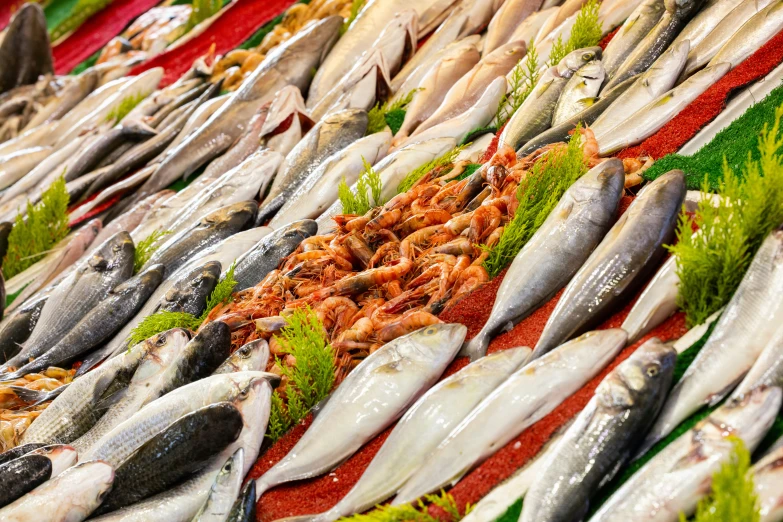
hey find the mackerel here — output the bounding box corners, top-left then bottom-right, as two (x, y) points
(621, 255), (680, 343)
(552, 60), (605, 125)
(214, 339), (270, 374)
(601, 0), (666, 77)
(484, 0), (545, 54)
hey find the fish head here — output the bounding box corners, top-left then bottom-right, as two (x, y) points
(557, 47), (603, 76)
(225, 339), (271, 373)
(80, 461), (116, 504)
(486, 40), (528, 69)
(570, 158), (625, 206)
(321, 108), (370, 142)
(89, 231), (135, 272)
(137, 263), (166, 289)
(206, 201), (259, 232)
(222, 371), (278, 417)
(191, 320), (231, 357)
(705, 386), (783, 450)
(133, 327), (192, 382)
(575, 60), (606, 85)
(401, 323), (468, 364)
(281, 219), (319, 245)
(633, 169), (686, 221)
(470, 347), (532, 375)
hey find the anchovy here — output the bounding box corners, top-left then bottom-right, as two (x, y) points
(532, 170), (686, 359)
(255, 324), (467, 498)
(192, 449), (245, 522)
(621, 255), (679, 344)
(462, 159), (625, 360)
(0, 4), (52, 94)
(394, 329), (628, 504)
(601, 0), (666, 77)
(0, 455), (51, 508)
(214, 339), (271, 374)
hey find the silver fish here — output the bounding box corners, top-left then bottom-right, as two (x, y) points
(521, 338), (676, 522)
(602, 0), (666, 77)
(255, 324), (467, 498)
(732, 322), (783, 398)
(23, 71), (98, 131)
(671, 0), (746, 58)
(552, 60), (605, 125)
(214, 339), (271, 375)
(709, 0), (783, 70)
(591, 386), (781, 522)
(754, 443), (783, 522)
(484, 0), (545, 55)
(0, 146), (53, 190)
(462, 159), (625, 360)
(192, 449), (245, 522)
(394, 328), (628, 505)
(621, 255), (680, 344)
(23, 444), (78, 478)
(640, 225), (783, 454)
(159, 95), (229, 159)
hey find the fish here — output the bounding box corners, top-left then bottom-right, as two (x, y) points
(23, 71), (99, 131)
(0, 146), (53, 190)
(552, 60), (605, 125)
(484, 0), (545, 55)
(621, 255), (680, 344)
(167, 150), (283, 236)
(0, 443), (46, 466)
(20, 444), (78, 477)
(640, 225), (783, 452)
(255, 324), (467, 498)
(88, 372), (272, 522)
(681, 0), (776, 78)
(256, 87), (312, 157)
(601, 0), (666, 77)
(521, 338), (676, 522)
(590, 386), (781, 522)
(92, 402), (243, 516)
(709, 0), (783, 70)
(596, 63), (730, 154)
(598, 0), (647, 35)
(291, 347), (532, 522)
(394, 328), (628, 505)
(671, 0), (747, 58)
(192, 449), (245, 522)
(754, 443), (783, 522)
(499, 47), (602, 151)
(462, 159), (625, 360)
(1, 231), (135, 373)
(590, 41), (689, 137)
(394, 76), (506, 150)
(0, 454), (52, 508)
(71, 328), (193, 455)
(269, 131), (392, 228)
(410, 40), (526, 138)
(146, 84), (210, 129)
(142, 201), (257, 274)
(603, 0), (706, 90)
(364, 9), (418, 78)
(132, 17), (343, 203)
(532, 171), (685, 359)
(5, 265), (165, 378)
(510, 7), (561, 46)
(84, 192), (170, 252)
(394, 43), (481, 141)
(0, 221), (10, 261)
(537, 0), (596, 43)
(732, 321), (783, 398)
(159, 95), (229, 159)
(0, 4), (52, 94)
(19, 337), (156, 445)
(0, 460), (115, 521)
(214, 339), (271, 374)
(227, 482), (256, 522)
(257, 109), (369, 226)
(233, 220), (317, 291)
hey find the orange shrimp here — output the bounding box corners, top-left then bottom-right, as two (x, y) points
(434, 237), (474, 256)
(307, 257), (414, 301)
(345, 215), (371, 231)
(449, 265), (490, 306)
(315, 297), (359, 337)
(444, 212), (474, 235)
(344, 233), (373, 268)
(399, 209), (452, 236)
(337, 317), (374, 343)
(366, 208), (402, 231)
(448, 255), (472, 286)
(368, 242), (400, 268)
(468, 205), (502, 244)
(378, 311), (441, 342)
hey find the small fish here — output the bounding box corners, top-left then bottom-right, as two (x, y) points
(484, 0), (545, 55)
(671, 0), (747, 58)
(532, 171), (686, 359)
(227, 481), (256, 522)
(521, 338), (676, 522)
(23, 70), (99, 131)
(0, 4), (52, 94)
(754, 443), (783, 522)
(621, 255), (680, 344)
(601, 0), (666, 77)
(0, 461), (115, 521)
(709, 0), (783, 70)
(552, 60), (605, 126)
(0, 454), (52, 508)
(640, 225), (783, 454)
(255, 324), (467, 498)
(192, 449), (245, 522)
(394, 328), (628, 505)
(214, 339), (271, 375)
(462, 159), (625, 360)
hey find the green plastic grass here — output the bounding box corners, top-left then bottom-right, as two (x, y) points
(186, 0), (221, 31)
(367, 89), (418, 135)
(645, 82), (783, 190)
(266, 307), (335, 443)
(338, 491), (469, 522)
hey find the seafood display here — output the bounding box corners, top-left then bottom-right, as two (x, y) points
(0, 0), (780, 520)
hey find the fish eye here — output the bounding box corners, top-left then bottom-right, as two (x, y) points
(156, 335), (167, 346)
(238, 388), (250, 399)
(424, 327), (437, 335)
(646, 364), (660, 377)
(584, 54), (593, 61)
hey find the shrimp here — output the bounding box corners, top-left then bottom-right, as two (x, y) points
(301, 234), (334, 252)
(337, 317), (374, 343)
(468, 205), (502, 244)
(399, 209), (452, 236)
(444, 212), (474, 235)
(448, 255), (472, 286)
(448, 265), (490, 307)
(434, 237), (474, 256)
(306, 257), (414, 301)
(345, 215), (371, 231)
(378, 311), (441, 342)
(315, 297), (359, 337)
(366, 208), (402, 231)
(344, 233), (374, 268)
(578, 126), (599, 165)
(368, 242), (400, 268)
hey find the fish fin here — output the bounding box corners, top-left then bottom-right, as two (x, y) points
(94, 386), (128, 413)
(707, 376), (744, 406)
(310, 393), (332, 419)
(578, 97), (598, 108)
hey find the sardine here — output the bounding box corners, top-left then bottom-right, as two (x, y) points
(255, 324), (467, 498)
(462, 159), (625, 360)
(532, 171), (686, 359)
(394, 328), (628, 504)
(192, 449), (244, 522)
(0, 4), (52, 94)
(214, 339), (270, 374)
(552, 60), (605, 125)
(601, 0), (666, 77)
(227, 482), (256, 522)
(708, 0), (783, 70)
(621, 255), (680, 344)
(0, 454), (51, 508)
(521, 338), (676, 522)
(484, 0), (545, 55)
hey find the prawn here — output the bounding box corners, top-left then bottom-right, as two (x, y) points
(378, 311), (441, 342)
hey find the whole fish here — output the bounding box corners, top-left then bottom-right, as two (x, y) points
(552, 60), (605, 125)
(23, 71), (99, 131)
(192, 449), (245, 522)
(394, 76), (505, 150)
(145, 84), (210, 129)
(709, 0), (783, 70)
(671, 0), (746, 59)
(591, 41), (689, 137)
(484, 0), (545, 55)
(214, 339), (271, 374)
(596, 63), (730, 154)
(142, 201), (257, 274)
(0, 461), (114, 521)
(755, 443), (783, 522)
(292, 347), (531, 522)
(532, 171), (685, 359)
(521, 338), (676, 522)
(732, 321), (783, 397)
(603, 0), (706, 90)
(601, 0), (666, 77)
(537, 0), (596, 44)
(411, 41), (526, 138)
(394, 328), (628, 504)
(641, 225), (783, 452)
(160, 95), (229, 158)
(0, 146), (53, 190)
(0, 231), (135, 373)
(22, 444), (78, 477)
(93, 403), (242, 516)
(598, 0), (646, 35)
(257, 109), (368, 226)
(499, 47), (602, 151)
(373, 10), (419, 77)
(511, 7), (560, 45)
(88, 372), (272, 522)
(394, 44), (481, 141)
(88, 192), (171, 252)
(0, 455), (51, 508)
(621, 255), (679, 344)
(72, 329), (192, 455)
(132, 17), (343, 203)
(682, 0), (776, 78)
(270, 131), (392, 228)
(19, 337), (155, 445)
(227, 482), (256, 522)
(462, 159), (625, 360)
(591, 386), (781, 522)
(0, 4), (52, 94)
(5, 265), (165, 378)
(255, 324), (467, 498)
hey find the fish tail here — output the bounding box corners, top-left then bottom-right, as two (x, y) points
(458, 332), (489, 361)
